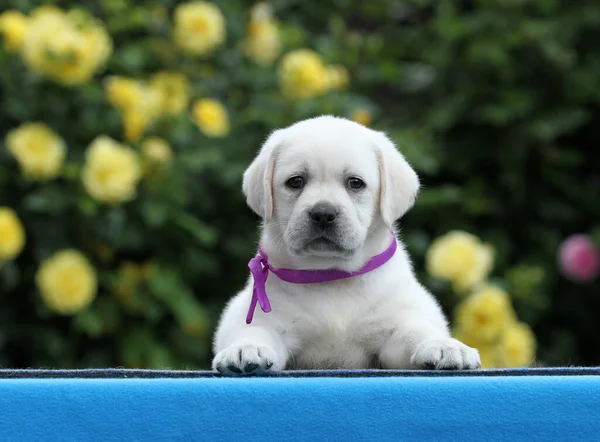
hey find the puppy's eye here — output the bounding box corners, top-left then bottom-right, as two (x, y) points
(286, 176), (305, 189)
(347, 177), (365, 190)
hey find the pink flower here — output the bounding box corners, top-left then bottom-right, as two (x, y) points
(558, 234), (600, 282)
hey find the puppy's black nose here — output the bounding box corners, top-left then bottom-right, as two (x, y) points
(309, 202), (339, 228)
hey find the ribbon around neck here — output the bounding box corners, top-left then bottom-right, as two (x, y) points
(245, 233), (397, 324)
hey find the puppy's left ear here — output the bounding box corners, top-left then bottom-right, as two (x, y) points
(373, 131), (420, 227)
(242, 130), (283, 221)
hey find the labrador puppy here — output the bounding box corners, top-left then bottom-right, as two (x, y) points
(212, 116), (481, 374)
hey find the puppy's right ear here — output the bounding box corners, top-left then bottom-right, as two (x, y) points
(242, 130), (283, 221)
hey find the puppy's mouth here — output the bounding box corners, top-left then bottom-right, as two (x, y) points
(295, 235), (353, 258)
(306, 237), (343, 251)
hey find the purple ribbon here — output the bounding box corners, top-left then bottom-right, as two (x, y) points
(246, 252), (273, 324)
(246, 234), (398, 324)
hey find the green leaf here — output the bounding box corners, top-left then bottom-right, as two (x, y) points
(78, 195), (99, 217)
(172, 212), (218, 245)
(147, 344), (175, 369)
(22, 186), (70, 214)
(147, 267), (211, 337)
(140, 199), (170, 227)
(0, 261), (20, 293)
(388, 128), (441, 175)
(415, 185), (462, 208)
(73, 309), (103, 338)
(527, 109), (590, 141)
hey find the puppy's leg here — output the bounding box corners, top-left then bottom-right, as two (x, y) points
(212, 324), (288, 375)
(379, 315), (481, 370)
(213, 289), (289, 375)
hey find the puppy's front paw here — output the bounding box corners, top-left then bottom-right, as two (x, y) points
(411, 338), (481, 370)
(212, 344), (281, 376)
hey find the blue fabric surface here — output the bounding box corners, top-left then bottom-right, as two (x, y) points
(1, 366), (599, 377)
(1, 373), (599, 441)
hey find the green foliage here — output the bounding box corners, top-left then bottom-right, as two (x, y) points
(1, 0), (599, 368)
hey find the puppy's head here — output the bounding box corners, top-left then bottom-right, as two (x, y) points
(243, 116), (419, 263)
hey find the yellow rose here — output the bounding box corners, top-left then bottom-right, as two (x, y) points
(325, 65), (349, 91)
(141, 137), (173, 179)
(243, 2), (281, 66)
(105, 76), (146, 111)
(30, 5), (64, 18)
(142, 137), (173, 165)
(0, 10), (28, 52)
(496, 321), (537, 368)
(21, 7), (112, 85)
(104, 76), (162, 141)
(248, 1), (273, 22)
(78, 16), (112, 72)
(0, 208), (25, 263)
(351, 109), (372, 126)
(244, 21), (281, 66)
(36, 249), (97, 314)
(173, 1), (226, 56)
(122, 109), (147, 143)
(455, 284), (516, 343)
(6, 123), (66, 180)
(150, 71), (191, 117)
(192, 98), (230, 137)
(81, 136), (142, 204)
(278, 49), (329, 99)
(426, 230), (494, 292)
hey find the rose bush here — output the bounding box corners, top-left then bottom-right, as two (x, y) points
(0, 0), (599, 368)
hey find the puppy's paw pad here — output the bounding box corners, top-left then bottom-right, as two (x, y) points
(212, 344), (278, 376)
(411, 338), (481, 370)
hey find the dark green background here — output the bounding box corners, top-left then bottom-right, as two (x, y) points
(1, 0), (599, 368)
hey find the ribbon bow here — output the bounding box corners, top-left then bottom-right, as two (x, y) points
(246, 251), (272, 324)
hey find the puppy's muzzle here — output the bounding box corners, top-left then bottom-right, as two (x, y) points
(308, 202), (339, 230)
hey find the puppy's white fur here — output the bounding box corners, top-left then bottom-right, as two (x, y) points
(212, 116), (480, 374)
